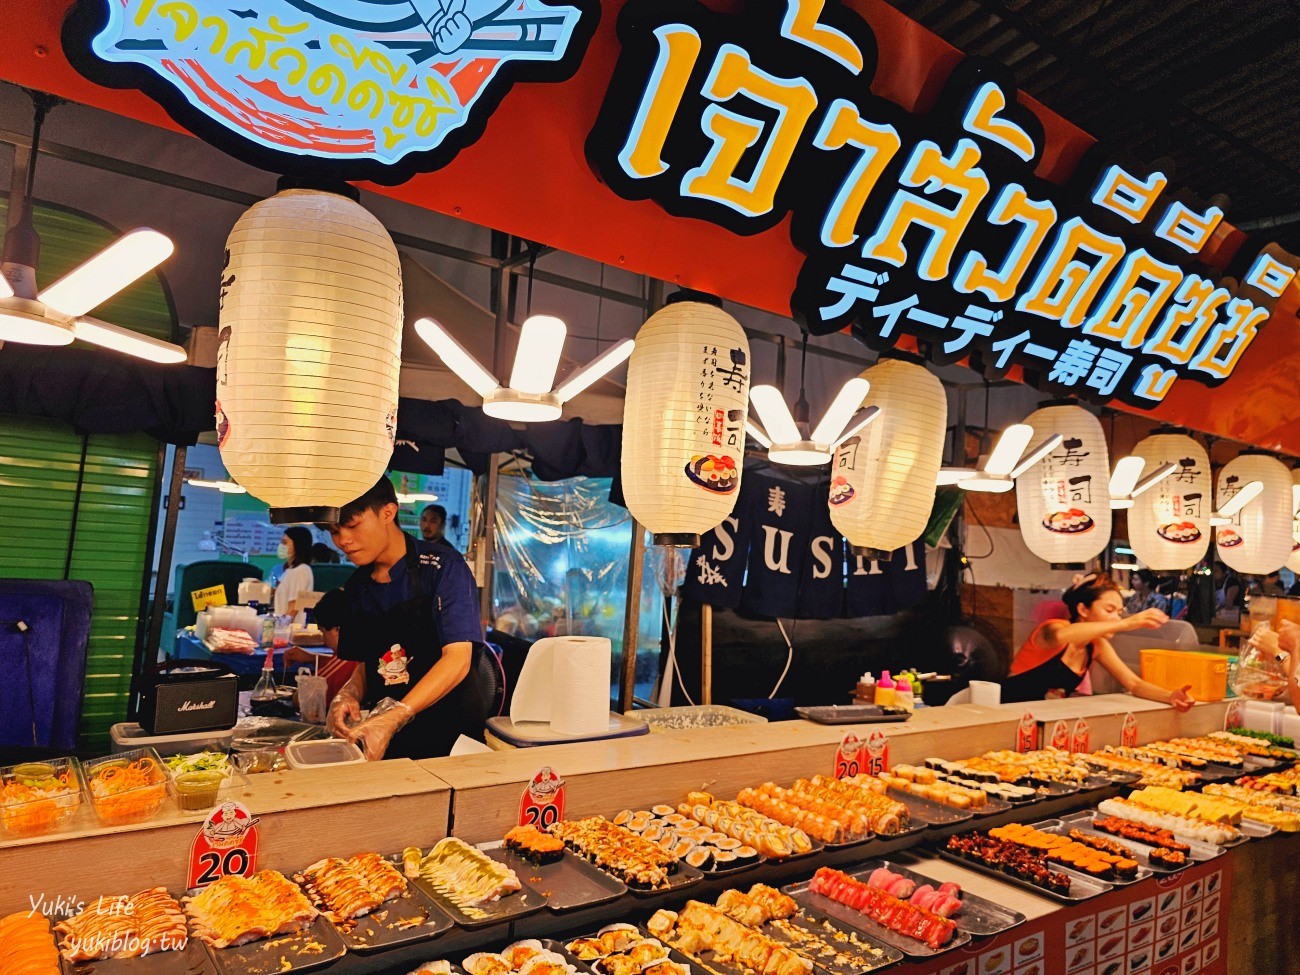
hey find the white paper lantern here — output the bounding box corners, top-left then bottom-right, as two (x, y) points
(621, 294), (750, 546)
(1288, 470), (1300, 575)
(1215, 452), (1292, 575)
(1016, 404), (1112, 568)
(218, 185), (402, 523)
(828, 354), (945, 558)
(1127, 432), (1212, 571)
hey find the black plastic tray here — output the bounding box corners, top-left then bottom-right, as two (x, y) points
(624, 861), (705, 898)
(765, 912), (904, 974)
(849, 860), (1025, 938)
(933, 846), (1114, 904)
(652, 915), (903, 975)
(1065, 811), (1223, 862)
(968, 793), (1014, 818)
(885, 789), (973, 826)
(406, 850), (548, 929)
(795, 706), (911, 725)
(494, 848), (628, 913)
(58, 935), (215, 975)
(1017, 819), (1154, 886)
(204, 916), (348, 975)
(326, 879), (454, 955)
(784, 880), (971, 959)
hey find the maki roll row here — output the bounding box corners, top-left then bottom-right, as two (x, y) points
(921, 759), (1040, 801)
(944, 831), (1072, 896)
(504, 825), (565, 864)
(611, 803), (762, 871)
(988, 823), (1139, 881)
(550, 817), (678, 889)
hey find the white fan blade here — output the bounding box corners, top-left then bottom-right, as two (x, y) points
(1132, 462), (1177, 498)
(38, 229), (173, 318)
(985, 423), (1034, 477)
(1008, 434), (1064, 479)
(745, 420), (773, 449)
(1109, 455), (1146, 499)
(937, 468), (977, 485)
(414, 317), (500, 397)
(73, 317), (187, 363)
(1218, 479), (1263, 518)
(749, 385), (801, 444)
(961, 475), (1014, 493)
(811, 377), (870, 445)
(554, 338), (634, 402)
(833, 405), (880, 445)
(0, 270), (12, 299)
(510, 314), (567, 394)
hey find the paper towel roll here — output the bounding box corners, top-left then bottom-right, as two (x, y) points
(550, 637), (613, 737)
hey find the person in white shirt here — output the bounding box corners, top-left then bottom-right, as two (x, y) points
(273, 525), (315, 619)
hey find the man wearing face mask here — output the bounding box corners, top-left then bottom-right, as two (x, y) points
(322, 477), (486, 760)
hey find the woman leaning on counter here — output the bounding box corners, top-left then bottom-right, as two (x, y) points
(1002, 573), (1195, 711)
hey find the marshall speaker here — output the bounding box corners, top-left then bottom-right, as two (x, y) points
(138, 661), (239, 735)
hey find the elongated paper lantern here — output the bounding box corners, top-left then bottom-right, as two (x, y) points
(1288, 470), (1300, 574)
(1216, 452), (1292, 575)
(1128, 432), (1212, 570)
(218, 184), (402, 523)
(1016, 404), (1112, 568)
(828, 354), (946, 558)
(621, 293), (750, 546)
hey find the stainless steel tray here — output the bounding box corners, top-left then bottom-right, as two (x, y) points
(1019, 819), (1154, 886)
(494, 848), (628, 913)
(204, 917), (348, 975)
(58, 935), (216, 975)
(784, 879), (972, 959)
(849, 859), (1025, 938)
(325, 878), (455, 954)
(404, 850), (548, 929)
(885, 788), (973, 826)
(933, 846), (1114, 903)
(1063, 811), (1222, 862)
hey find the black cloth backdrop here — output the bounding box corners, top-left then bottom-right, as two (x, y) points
(681, 470), (927, 621)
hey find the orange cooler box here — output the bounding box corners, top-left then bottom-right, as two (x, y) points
(1140, 649), (1231, 702)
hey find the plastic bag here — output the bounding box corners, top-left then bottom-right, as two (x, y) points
(1233, 622), (1291, 700)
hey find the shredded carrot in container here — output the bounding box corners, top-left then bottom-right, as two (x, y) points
(88, 758), (166, 824)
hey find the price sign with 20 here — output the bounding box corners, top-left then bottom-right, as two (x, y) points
(519, 767), (566, 829)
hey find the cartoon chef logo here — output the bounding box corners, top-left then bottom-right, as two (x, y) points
(67, 0), (595, 179)
(202, 801), (260, 849)
(379, 644), (412, 685)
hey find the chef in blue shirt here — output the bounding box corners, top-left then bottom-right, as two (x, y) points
(323, 476), (486, 759)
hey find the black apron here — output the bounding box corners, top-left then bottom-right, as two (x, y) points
(338, 536), (486, 759)
(1000, 644), (1094, 704)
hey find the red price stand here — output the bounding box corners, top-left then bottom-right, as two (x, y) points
(187, 801), (259, 891)
(519, 767), (565, 829)
(834, 733), (864, 779)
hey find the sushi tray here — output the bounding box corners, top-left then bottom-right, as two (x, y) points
(492, 847), (629, 913)
(1237, 818), (1278, 840)
(55, 934), (217, 975)
(784, 878), (972, 960)
(933, 836), (1114, 904)
(795, 705), (912, 725)
(398, 848), (548, 930)
(327, 877), (455, 954)
(1062, 811), (1223, 862)
(624, 861), (705, 899)
(204, 916), (348, 975)
(967, 793), (1014, 818)
(885, 789), (974, 827)
(462, 938), (599, 975)
(849, 860), (1026, 938)
(1037, 817), (1191, 874)
(820, 830), (876, 851)
(1014, 820), (1154, 887)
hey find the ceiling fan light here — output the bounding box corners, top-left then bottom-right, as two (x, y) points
(482, 389), (563, 422)
(811, 377), (870, 445)
(1131, 462), (1177, 498)
(73, 316), (187, 363)
(510, 314), (567, 394)
(414, 316), (500, 397)
(1008, 433), (1064, 479)
(553, 338), (635, 402)
(749, 384), (802, 444)
(38, 229), (174, 318)
(767, 442), (833, 466)
(1109, 455), (1146, 498)
(961, 475), (1014, 493)
(1218, 479), (1263, 518)
(0, 306), (74, 345)
(984, 423), (1035, 477)
(937, 468), (977, 485)
(745, 420), (772, 449)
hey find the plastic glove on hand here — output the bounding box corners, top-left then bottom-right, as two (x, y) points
(325, 690), (361, 739)
(349, 698), (415, 761)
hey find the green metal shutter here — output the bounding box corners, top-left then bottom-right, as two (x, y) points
(0, 196), (176, 751)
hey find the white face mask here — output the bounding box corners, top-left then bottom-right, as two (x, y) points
(277, 543), (290, 561)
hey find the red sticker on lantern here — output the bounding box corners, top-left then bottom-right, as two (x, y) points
(834, 732), (863, 779)
(1016, 712), (1039, 753)
(188, 801), (259, 891)
(1071, 718), (1091, 754)
(863, 730), (890, 776)
(1224, 700), (1244, 731)
(1049, 719), (1070, 751)
(519, 767), (565, 830)
(1122, 711), (1139, 747)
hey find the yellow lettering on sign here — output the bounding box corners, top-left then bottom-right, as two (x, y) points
(861, 139), (990, 282)
(953, 183), (1057, 303)
(780, 0), (864, 74)
(1016, 217), (1126, 328)
(1143, 275), (1230, 365)
(1091, 165), (1168, 224)
(811, 99), (901, 248)
(1082, 248), (1184, 348)
(962, 82), (1036, 163)
(1188, 298), (1270, 380)
(683, 45), (818, 218)
(1134, 364), (1178, 403)
(1154, 201), (1223, 254)
(191, 585), (228, 613)
(617, 25), (703, 180)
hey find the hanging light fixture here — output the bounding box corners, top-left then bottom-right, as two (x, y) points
(185, 478), (248, 494)
(1127, 430), (1212, 570)
(621, 292), (750, 547)
(0, 94), (184, 362)
(415, 315), (633, 422)
(1108, 456), (1178, 509)
(828, 353), (946, 558)
(1214, 451), (1291, 573)
(938, 423), (1063, 493)
(218, 181), (403, 524)
(1015, 403), (1113, 568)
(746, 336), (879, 465)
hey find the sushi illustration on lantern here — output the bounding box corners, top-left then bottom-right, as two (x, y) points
(1156, 521), (1202, 544)
(684, 454), (740, 494)
(1042, 508), (1096, 534)
(828, 475), (855, 506)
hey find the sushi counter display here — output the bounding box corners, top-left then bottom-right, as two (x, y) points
(0, 695), (1293, 974)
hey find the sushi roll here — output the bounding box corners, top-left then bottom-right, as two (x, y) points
(685, 847), (713, 869)
(734, 845), (760, 866)
(613, 809), (634, 827)
(628, 814), (651, 832)
(664, 813), (686, 826)
(714, 837), (742, 851)
(705, 831), (729, 845)
(642, 825), (665, 843)
(671, 839), (696, 859)
(924, 757), (947, 770)
(652, 804), (675, 817)
(657, 833), (676, 851)
(712, 849), (738, 867)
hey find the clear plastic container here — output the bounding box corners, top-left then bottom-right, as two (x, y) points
(638, 704), (768, 732)
(83, 747), (169, 825)
(284, 738), (365, 768)
(168, 766), (250, 812)
(0, 757), (85, 837)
